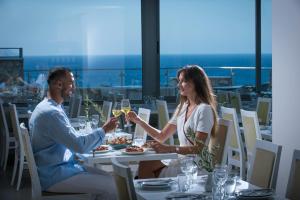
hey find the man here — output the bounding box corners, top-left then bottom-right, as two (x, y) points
(29, 68), (118, 199)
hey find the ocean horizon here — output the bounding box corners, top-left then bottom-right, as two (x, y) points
(23, 54), (272, 88)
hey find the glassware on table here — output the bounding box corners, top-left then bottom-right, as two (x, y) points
(179, 156), (196, 190)
(112, 102), (122, 135)
(78, 116), (87, 132)
(213, 165), (228, 199)
(132, 136), (144, 147)
(121, 99), (132, 127)
(224, 171), (238, 199)
(177, 173), (188, 192)
(91, 114), (99, 129)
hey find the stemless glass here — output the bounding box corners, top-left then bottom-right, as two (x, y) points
(224, 171), (238, 199)
(78, 116), (87, 132)
(91, 114), (99, 129)
(179, 156), (195, 190)
(213, 165), (228, 199)
(121, 99), (132, 127)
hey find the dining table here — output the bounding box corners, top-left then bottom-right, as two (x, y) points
(134, 176), (279, 200)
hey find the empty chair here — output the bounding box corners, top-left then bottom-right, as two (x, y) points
(134, 108), (151, 143)
(247, 139), (282, 189)
(69, 95), (82, 118)
(209, 118), (232, 165)
(20, 123), (89, 200)
(9, 104), (27, 191)
(111, 157), (137, 200)
(256, 97), (272, 126)
(102, 101), (112, 122)
(0, 103), (16, 171)
(156, 100), (174, 145)
(228, 92), (242, 114)
(240, 109), (261, 165)
(286, 149), (300, 200)
(221, 106), (246, 179)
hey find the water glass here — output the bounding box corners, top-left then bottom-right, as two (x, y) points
(213, 165), (228, 199)
(133, 137), (145, 147)
(91, 114), (99, 129)
(78, 116), (87, 131)
(224, 173), (238, 199)
(177, 173), (188, 192)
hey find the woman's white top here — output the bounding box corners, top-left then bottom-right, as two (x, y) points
(159, 102), (215, 177)
(169, 102), (214, 146)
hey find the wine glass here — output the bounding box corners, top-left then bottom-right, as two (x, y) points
(121, 99), (132, 127)
(91, 114), (99, 129)
(179, 156), (195, 190)
(213, 165), (228, 199)
(78, 116), (87, 133)
(112, 102), (122, 134)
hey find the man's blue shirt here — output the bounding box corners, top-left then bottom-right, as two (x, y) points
(29, 98), (105, 190)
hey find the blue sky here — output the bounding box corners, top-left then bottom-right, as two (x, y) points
(0, 0), (271, 56)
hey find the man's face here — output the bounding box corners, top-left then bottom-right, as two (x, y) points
(61, 72), (75, 99)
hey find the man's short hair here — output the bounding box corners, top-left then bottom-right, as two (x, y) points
(47, 67), (71, 85)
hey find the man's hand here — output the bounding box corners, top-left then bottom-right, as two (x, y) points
(102, 117), (118, 133)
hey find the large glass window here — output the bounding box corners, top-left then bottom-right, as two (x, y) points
(0, 0), (141, 103)
(160, 0), (259, 98)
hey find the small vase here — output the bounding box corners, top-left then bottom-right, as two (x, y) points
(205, 172), (213, 192)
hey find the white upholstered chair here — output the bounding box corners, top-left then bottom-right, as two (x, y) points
(102, 101), (112, 122)
(221, 106), (246, 180)
(286, 149), (300, 200)
(134, 108), (151, 143)
(247, 139), (282, 189)
(20, 123), (89, 200)
(256, 97), (272, 126)
(111, 157), (137, 200)
(69, 95), (82, 118)
(156, 100), (174, 145)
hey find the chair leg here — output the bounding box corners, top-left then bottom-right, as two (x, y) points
(16, 153), (24, 190)
(3, 144), (9, 171)
(11, 148), (19, 186)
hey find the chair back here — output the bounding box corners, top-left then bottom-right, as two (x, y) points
(241, 109), (261, 161)
(9, 104), (23, 152)
(221, 106), (246, 179)
(156, 100), (174, 145)
(228, 92), (242, 114)
(256, 97), (272, 126)
(248, 139), (282, 189)
(102, 101), (112, 122)
(134, 108), (151, 143)
(69, 95), (82, 118)
(0, 103), (10, 168)
(209, 118), (232, 165)
(286, 149), (300, 200)
(20, 123), (42, 199)
(111, 157), (137, 200)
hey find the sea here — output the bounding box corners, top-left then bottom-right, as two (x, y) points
(23, 54), (272, 88)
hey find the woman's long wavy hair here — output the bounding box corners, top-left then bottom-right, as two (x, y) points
(176, 65), (218, 137)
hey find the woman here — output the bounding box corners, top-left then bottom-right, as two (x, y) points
(127, 65), (218, 178)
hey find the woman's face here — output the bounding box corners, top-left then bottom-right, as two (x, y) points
(177, 72), (194, 97)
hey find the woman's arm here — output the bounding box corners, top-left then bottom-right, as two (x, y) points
(151, 131), (208, 154)
(127, 111), (176, 143)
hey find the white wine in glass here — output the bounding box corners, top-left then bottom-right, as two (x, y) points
(121, 99), (132, 127)
(112, 102), (122, 117)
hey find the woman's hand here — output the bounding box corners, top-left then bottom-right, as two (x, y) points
(127, 111), (141, 124)
(151, 141), (172, 153)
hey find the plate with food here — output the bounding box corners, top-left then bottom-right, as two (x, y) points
(108, 137), (132, 150)
(93, 145), (111, 153)
(121, 145), (145, 155)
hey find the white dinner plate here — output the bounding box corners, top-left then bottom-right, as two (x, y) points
(121, 149), (145, 155)
(93, 145), (112, 153)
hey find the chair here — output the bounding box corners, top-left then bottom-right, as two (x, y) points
(247, 139), (282, 189)
(221, 106), (246, 180)
(69, 95), (82, 118)
(208, 118), (232, 166)
(102, 101), (112, 122)
(134, 108), (151, 143)
(240, 109), (261, 165)
(20, 123), (89, 200)
(9, 104), (27, 191)
(111, 157), (137, 200)
(156, 100), (174, 145)
(256, 97), (272, 126)
(0, 102), (16, 171)
(286, 149), (300, 200)
(228, 92), (242, 114)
